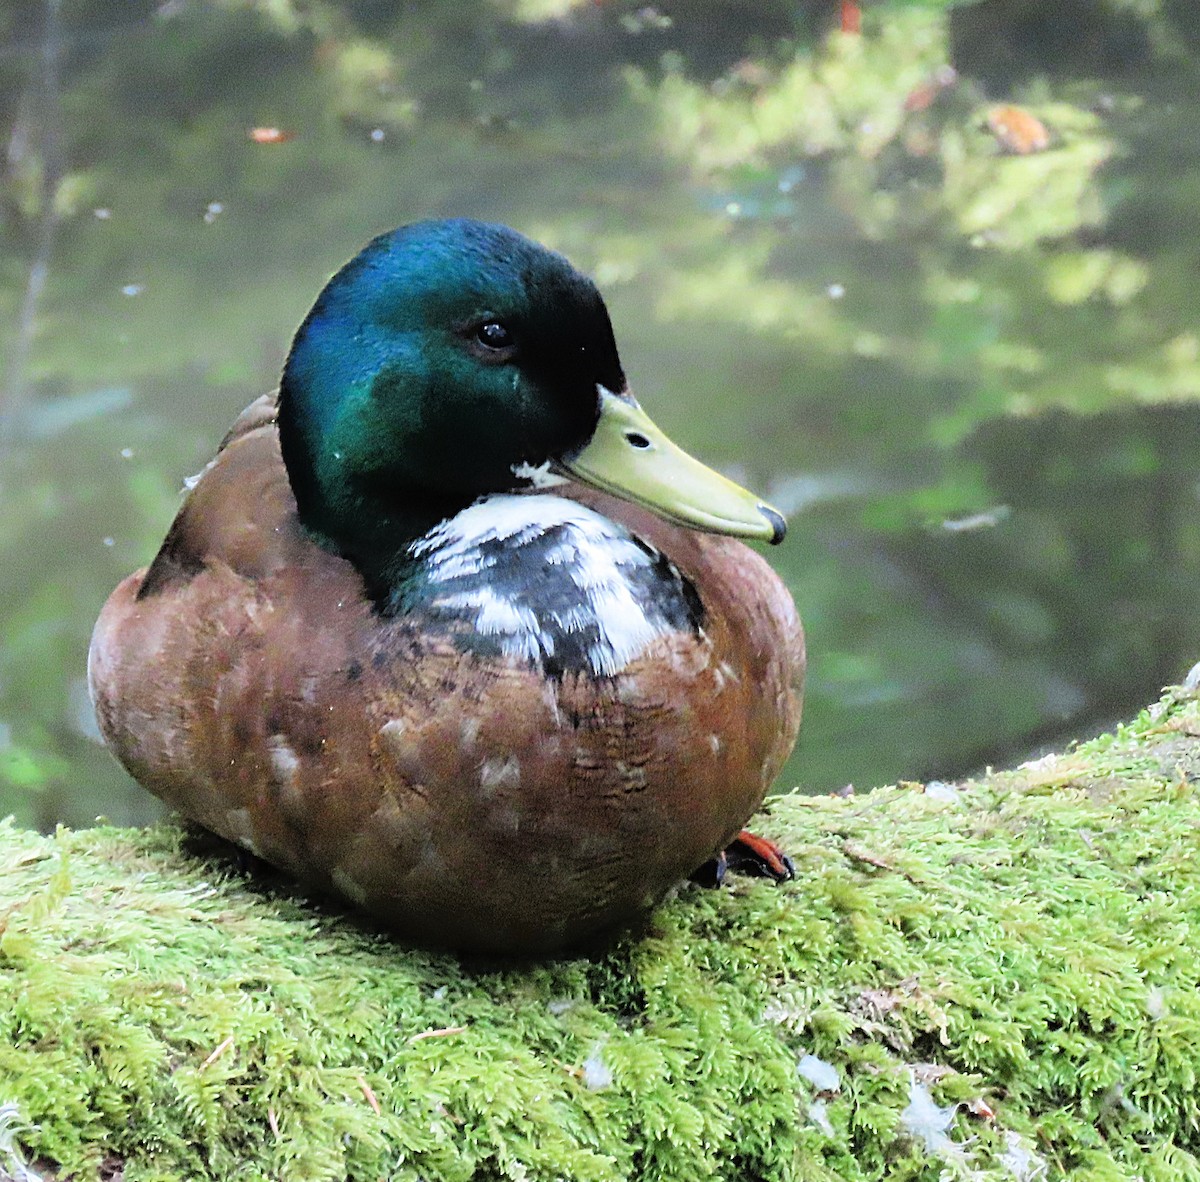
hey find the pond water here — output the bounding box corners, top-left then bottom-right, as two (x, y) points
(3, 0), (1200, 829)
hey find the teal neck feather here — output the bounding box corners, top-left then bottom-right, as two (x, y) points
(277, 219), (624, 602)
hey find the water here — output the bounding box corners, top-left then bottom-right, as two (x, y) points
(3, 0), (1200, 828)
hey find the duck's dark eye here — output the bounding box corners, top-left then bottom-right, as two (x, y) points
(475, 321), (513, 351)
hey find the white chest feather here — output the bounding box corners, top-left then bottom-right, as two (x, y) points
(408, 494), (700, 677)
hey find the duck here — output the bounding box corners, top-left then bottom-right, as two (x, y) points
(88, 219), (805, 954)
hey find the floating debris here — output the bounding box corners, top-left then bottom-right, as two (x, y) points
(987, 105), (1051, 155)
(203, 200), (224, 224)
(121, 283), (143, 297)
(941, 505), (1011, 532)
(93, 207), (112, 220)
(827, 282), (845, 299)
(248, 126), (295, 144)
(370, 127), (386, 142)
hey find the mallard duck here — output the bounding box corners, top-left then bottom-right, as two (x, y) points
(88, 219), (804, 954)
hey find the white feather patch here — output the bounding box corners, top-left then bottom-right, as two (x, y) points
(511, 460), (568, 488)
(411, 494), (678, 677)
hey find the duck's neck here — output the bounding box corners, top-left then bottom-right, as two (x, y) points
(277, 390), (483, 606)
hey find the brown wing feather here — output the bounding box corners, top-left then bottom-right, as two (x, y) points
(89, 403), (803, 953)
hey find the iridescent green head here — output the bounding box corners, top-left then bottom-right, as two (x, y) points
(278, 219), (783, 595)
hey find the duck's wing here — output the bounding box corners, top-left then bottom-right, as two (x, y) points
(136, 394), (306, 596)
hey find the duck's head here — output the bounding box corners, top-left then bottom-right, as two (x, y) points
(279, 219), (784, 592)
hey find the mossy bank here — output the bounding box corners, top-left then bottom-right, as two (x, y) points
(3, 682), (1200, 1182)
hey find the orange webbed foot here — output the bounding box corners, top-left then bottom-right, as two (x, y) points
(690, 829), (795, 889)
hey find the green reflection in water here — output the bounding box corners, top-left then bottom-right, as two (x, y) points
(2, 0), (1199, 827)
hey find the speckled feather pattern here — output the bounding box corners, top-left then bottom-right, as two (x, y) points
(406, 493), (702, 677)
(89, 396), (804, 953)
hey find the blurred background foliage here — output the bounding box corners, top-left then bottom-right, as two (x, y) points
(2, 0), (1200, 827)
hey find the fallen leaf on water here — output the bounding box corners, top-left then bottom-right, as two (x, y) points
(987, 106), (1051, 154)
(248, 126), (295, 144)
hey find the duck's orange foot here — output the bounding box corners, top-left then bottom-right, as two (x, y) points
(689, 829), (795, 889)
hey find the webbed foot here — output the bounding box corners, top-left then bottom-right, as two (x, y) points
(689, 829), (795, 889)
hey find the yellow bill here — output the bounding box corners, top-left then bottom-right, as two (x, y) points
(561, 387), (786, 544)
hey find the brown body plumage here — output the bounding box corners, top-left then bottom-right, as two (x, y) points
(90, 396), (804, 953)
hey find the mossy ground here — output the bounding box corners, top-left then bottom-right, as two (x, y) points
(3, 684), (1200, 1182)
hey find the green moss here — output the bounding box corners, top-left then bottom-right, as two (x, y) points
(3, 683), (1200, 1180)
